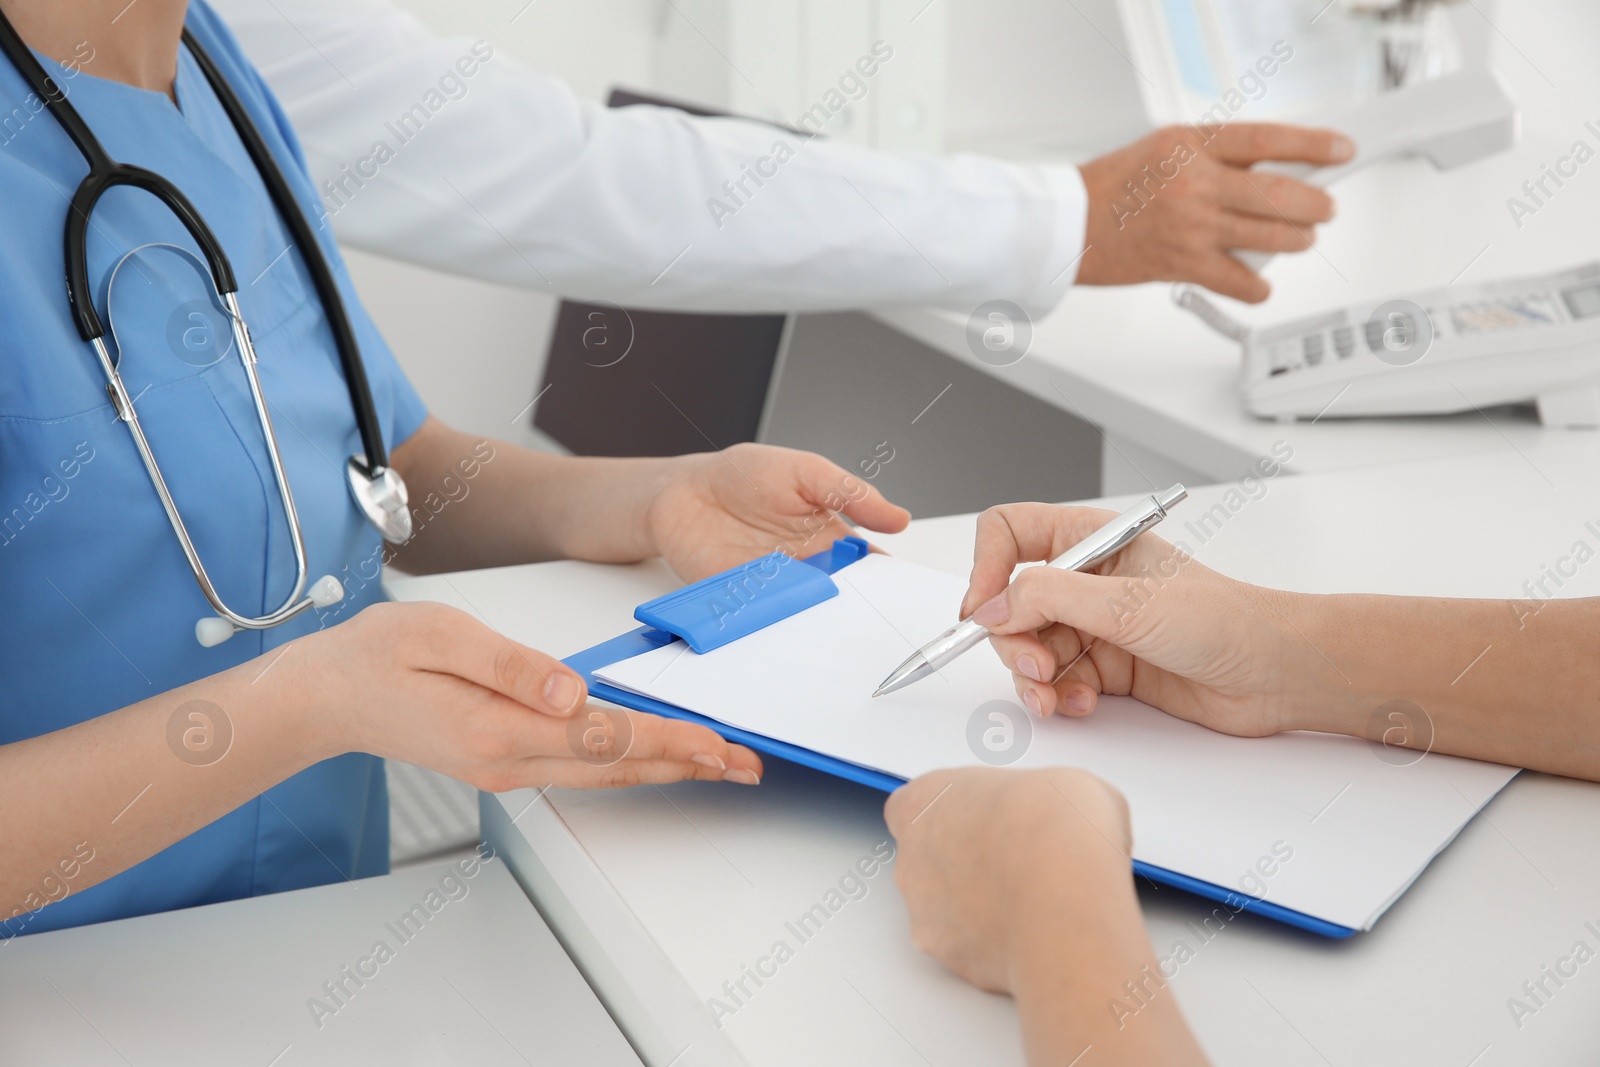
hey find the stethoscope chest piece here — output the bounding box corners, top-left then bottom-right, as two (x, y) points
(347, 456), (412, 545)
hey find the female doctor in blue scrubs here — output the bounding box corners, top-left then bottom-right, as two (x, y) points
(0, 0), (909, 937)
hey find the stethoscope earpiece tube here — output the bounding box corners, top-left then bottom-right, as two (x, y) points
(63, 165), (240, 341)
(0, 10), (242, 343)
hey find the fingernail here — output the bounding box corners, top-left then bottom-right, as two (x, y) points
(692, 753), (726, 773)
(543, 671), (582, 715)
(1065, 690), (1094, 714)
(1331, 134), (1355, 162)
(726, 768), (761, 786)
(1023, 689), (1042, 716)
(1016, 655), (1042, 682)
(972, 594), (1010, 627)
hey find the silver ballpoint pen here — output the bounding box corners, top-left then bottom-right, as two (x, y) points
(872, 484), (1188, 698)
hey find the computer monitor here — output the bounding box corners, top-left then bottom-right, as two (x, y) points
(530, 89), (790, 457)
(1114, 0), (1398, 125)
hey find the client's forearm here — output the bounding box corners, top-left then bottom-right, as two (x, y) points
(1011, 859), (1210, 1066)
(1289, 593), (1600, 779)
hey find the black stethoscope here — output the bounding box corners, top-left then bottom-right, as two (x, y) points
(0, 11), (413, 647)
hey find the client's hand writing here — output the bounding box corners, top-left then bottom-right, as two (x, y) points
(959, 503), (1328, 738)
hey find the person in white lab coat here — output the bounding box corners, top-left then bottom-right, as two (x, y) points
(214, 0), (1350, 314)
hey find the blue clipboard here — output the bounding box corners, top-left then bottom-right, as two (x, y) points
(566, 538), (1356, 939)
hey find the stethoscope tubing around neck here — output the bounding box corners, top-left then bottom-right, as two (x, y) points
(0, 9), (390, 475)
(0, 14), (240, 342)
(180, 27), (391, 475)
(0, 8), (413, 644)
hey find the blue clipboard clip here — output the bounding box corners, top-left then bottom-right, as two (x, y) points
(633, 537), (868, 653)
(567, 537), (1356, 940)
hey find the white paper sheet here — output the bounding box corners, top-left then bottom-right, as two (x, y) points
(596, 554), (1518, 931)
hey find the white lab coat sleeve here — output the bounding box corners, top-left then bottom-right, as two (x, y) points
(210, 0), (1088, 317)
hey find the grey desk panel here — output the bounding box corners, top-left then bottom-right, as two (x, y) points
(0, 858), (641, 1067)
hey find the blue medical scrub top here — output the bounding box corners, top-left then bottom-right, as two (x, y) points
(0, 4), (428, 936)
